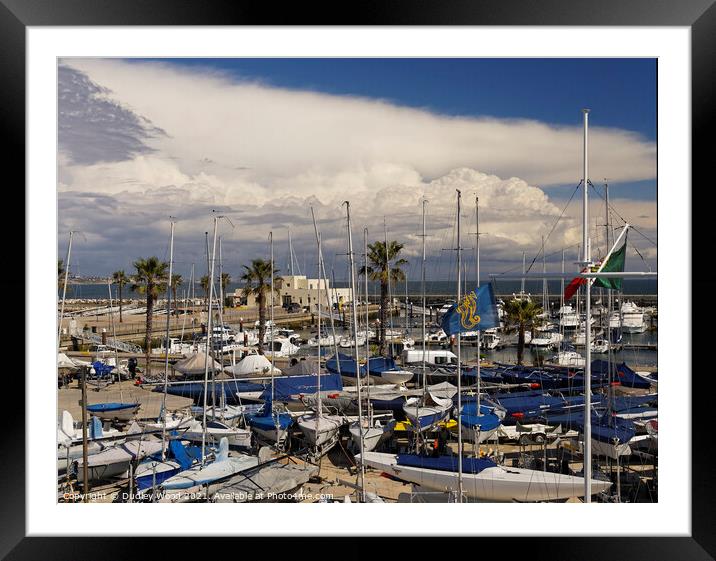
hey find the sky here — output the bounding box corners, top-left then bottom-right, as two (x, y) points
(57, 58), (657, 282)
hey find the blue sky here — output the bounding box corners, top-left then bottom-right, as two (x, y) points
(59, 58), (657, 275)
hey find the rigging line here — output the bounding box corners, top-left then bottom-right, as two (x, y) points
(525, 181), (583, 274)
(586, 181), (658, 247)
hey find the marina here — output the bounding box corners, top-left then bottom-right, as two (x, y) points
(55, 60), (658, 506)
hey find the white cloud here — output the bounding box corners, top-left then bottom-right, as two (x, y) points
(58, 59), (657, 276)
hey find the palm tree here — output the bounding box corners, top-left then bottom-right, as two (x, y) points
(220, 272), (231, 308)
(200, 275), (210, 304)
(359, 240), (408, 355)
(241, 259), (281, 354)
(502, 297), (544, 365)
(112, 270), (129, 323)
(131, 257), (169, 370)
(171, 274), (183, 315)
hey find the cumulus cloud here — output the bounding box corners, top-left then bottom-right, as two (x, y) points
(57, 59), (657, 277)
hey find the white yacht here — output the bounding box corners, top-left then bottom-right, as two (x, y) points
(621, 301), (647, 333)
(482, 329), (501, 350)
(530, 331), (563, 348)
(263, 337), (300, 358)
(558, 305), (580, 329)
(551, 350), (586, 367)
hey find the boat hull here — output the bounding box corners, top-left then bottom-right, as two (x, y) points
(359, 452), (612, 502)
(297, 415), (343, 448)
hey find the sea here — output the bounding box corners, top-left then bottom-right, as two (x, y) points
(61, 279), (658, 301)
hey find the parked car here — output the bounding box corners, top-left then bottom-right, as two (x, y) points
(286, 302), (302, 313)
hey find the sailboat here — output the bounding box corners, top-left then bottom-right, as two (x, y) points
(358, 452), (611, 502)
(297, 228), (344, 456)
(75, 437), (164, 482)
(160, 437), (259, 491)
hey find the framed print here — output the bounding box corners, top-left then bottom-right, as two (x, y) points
(3, 0), (713, 559)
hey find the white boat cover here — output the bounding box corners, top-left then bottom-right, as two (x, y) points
(427, 381), (458, 400)
(173, 352), (223, 376)
(224, 353), (282, 377)
(57, 353), (79, 369)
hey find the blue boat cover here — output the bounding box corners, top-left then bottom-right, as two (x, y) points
(396, 454), (497, 474)
(91, 361), (115, 376)
(159, 381), (266, 404)
(260, 373), (343, 402)
(169, 439), (194, 470)
(86, 402), (136, 412)
(325, 353), (367, 378)
(367, 357), (396, 374)
(460, 412), (501, 432)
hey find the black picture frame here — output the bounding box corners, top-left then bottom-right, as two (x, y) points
(3, 1), (711, 559)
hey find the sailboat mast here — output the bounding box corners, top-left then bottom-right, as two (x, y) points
(476, 196), (481, 415)
(316, 232), (322, 425)
(270, 232), (275, 404)
(542, 236), (547, 312)
(456, 189), (464, 502)
(201, 217), (219, 463)
(384, 218), (394, 357)
(521, 251), (526, 295)
(345, 201), (366, 501)
(421, 199), (427, 403)
(582, 108), (593, 502)
(364, 227), (371, 422)
(219, 236), (224, 318)
(58, 231), (74, 344)
(309, 207), (342, 374)
(162, 219), (175, 458)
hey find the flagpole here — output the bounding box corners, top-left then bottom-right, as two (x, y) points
(582, 108), (592, 502)
(475, 196), (481, 425)
(456, 189), (464, 503)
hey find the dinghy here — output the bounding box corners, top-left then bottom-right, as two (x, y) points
(134, 439), (201, 491)
(358, 452), (612, 502)
(349, 418), (385, 452)
(246, 399), (292, 445)
(402, 383), (456, 432)
(76, 438), (164, 481)
(459, 403), (501, 443)
(182, 419), (252, 449)
(160, 438), (259, 490)
(86, 401), (140, 422)
(297, 414), (344, 450)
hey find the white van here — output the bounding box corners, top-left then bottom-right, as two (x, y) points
(402, 349), (458, 366)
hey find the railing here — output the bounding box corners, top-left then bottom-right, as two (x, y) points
(78, 332), (143, 354)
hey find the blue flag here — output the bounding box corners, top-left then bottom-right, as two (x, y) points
(441, 283), (499, 336)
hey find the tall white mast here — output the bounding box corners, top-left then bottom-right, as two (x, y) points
(582, 108), (593, 502)
(384, 218), (394, 357)
(542, 236), (547, 312)
(309, 207), (342, 372)
(345, 201), (366, 501)
(316, 232), (322, 438)
(419, 199), (427, 452)
(161, 219), (175, 459)
(521, 251), (526, 295)
(475, 197), (482, 418)
(364, 227), (371, 422)
(456, 189), (464, 502)
(219, 236), (224, 318)
(201, 216), (219, 463)
(270, 232), (275, 405)
(58, 231), (74, 345)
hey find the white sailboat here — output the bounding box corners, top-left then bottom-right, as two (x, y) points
(161, 437), (259, 490)
(358, 452), (611, 502)
(297, 223), (344, 456)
